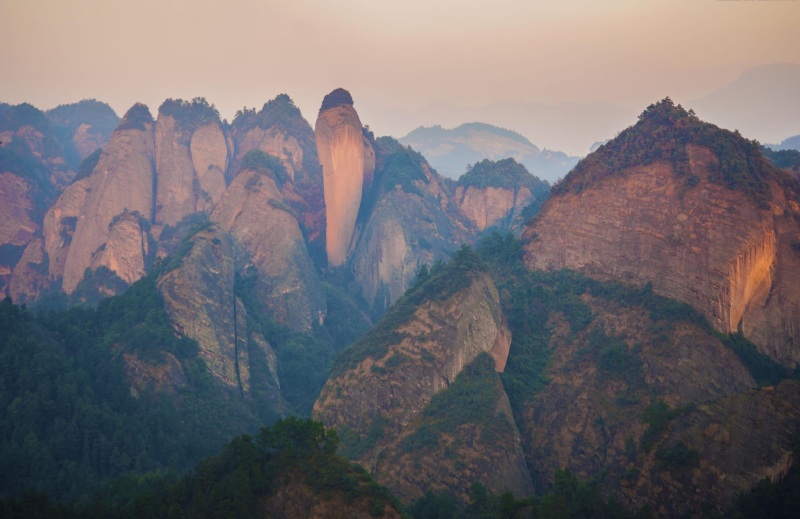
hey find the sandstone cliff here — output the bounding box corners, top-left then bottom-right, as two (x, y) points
(454, 158), (549, 233)
(211, 152), (326, 331)
(314, 261), (532, 503)
(156, 225), (284, 406)
(349, 138), (471, 314)
(154, 98), (229, 225)
(231, 94), (325, 249)
(315, 89), (375, 266)
(57, 104), (156, 294)
(0, 104), (66, 293)
(523, 99), (800, 367)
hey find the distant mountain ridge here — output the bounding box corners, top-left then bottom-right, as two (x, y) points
(399, 122), (579, 183)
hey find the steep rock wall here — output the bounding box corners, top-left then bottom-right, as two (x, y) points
(524, 145), (800, 365)
(157, 227), (283, 403)
(315, 102), (374, 266)
(211, 167), (326, 331)
(454, 185), (533, 231)
(313, 273), (530, 502)
(60, 106), (156, 293)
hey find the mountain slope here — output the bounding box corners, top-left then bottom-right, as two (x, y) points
(524, 98), (800, 367)
(314, 247), (532, 503)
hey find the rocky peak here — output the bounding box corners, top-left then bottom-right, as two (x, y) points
(454, 158), (548, 232)
(313, 253), (530, 503)
(315, 88), (375, 267)
(230, 94), (325, 246)
(524, 99), (800, 366)
(155, 98), (228, 224)
(349, 137), (471, 313)
(211, 150), (326, 331)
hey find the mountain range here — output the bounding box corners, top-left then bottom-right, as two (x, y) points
(1, 90), (799, 518)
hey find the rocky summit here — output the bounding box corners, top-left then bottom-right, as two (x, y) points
(524, 98), (800, 368)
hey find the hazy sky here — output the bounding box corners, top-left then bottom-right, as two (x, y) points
(1, 0), (798, 153)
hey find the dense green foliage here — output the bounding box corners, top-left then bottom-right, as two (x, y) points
(762, 146), (800, 173)
(457, 158), (546, 193)
(116, 104), (153, 131)
(238, 149), (290, 185)
(320, 88), (355, 112)
(553, 98), (798, 206)
(158, 98), (219, 133)
(0, 273), (279, 503)
(370, 137), (431, 198)
(402, 354), (512, 452)
(719, 332), (793, 386)
(331, 244), (486, 378)
(410, 471), (648, 519)
(0, 418), (402, 519)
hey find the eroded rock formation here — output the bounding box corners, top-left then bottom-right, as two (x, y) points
(313, 270), (531, 503)
(212, 155), (326, 331)
(524, 102), (800, 366)
(315, 89), (375, 266)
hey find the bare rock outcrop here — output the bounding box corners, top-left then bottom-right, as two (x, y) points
(231, 95), (325, 245)
(349, 140), (471, 313)
(154, 99), (229, 225)
(212, 155), (326, 331)
(59, 104), (156, 293)
(454, 158), (548, 232)
(523, 100), (800, 366)
(313, 268), (530, 503)
(157, 226), (283, 406)
(315, 89), (375, 266)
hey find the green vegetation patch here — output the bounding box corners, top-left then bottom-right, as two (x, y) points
(553, 97), (798, 206)
(402, 353), (511, 452)
(320, 88), (355, 112)
(158, 97), (219, 133)
(116, 103), (153, 132)
(238, 149), (290, 185)
(457, 157), (545, 193)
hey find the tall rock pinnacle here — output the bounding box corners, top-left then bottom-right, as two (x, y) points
(315, 89), (375, 267)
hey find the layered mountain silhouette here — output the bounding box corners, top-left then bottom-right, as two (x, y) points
(2, 92), (799, 517)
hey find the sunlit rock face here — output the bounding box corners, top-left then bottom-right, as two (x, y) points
(523, 103), (800, 367)
(315, 89), (375, 267)
(59, 104), (156, 294)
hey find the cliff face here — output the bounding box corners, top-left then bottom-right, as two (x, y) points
(211, 159), (326, 331)
(231, 95), (326, 247)
(523, 101), (800, 366)
(59, 104), (156, 294)
(315, 89), (375, 266)
(453, 158), (549, 233)
(154, 100), (230, 225)
(313, 269), (531, 503)
(350, 140), (471, 313)
(156, 226), (283, 404)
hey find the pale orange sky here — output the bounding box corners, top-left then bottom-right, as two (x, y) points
(1, 0), (798, 153)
